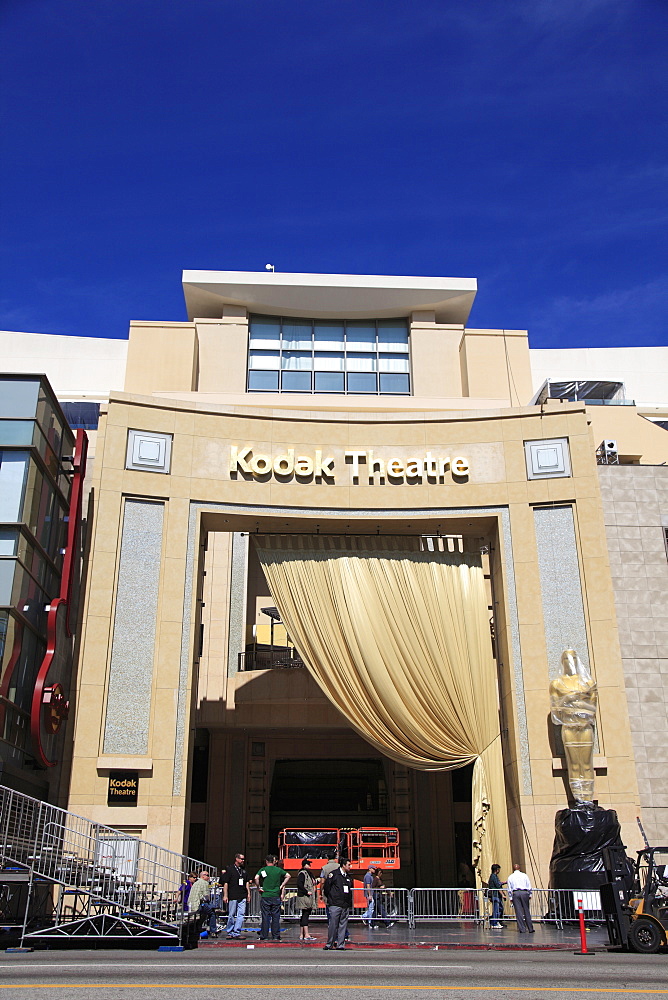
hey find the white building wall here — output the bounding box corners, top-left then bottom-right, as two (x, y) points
(0, 330), (127, 401)
(530, 347), (668, 415)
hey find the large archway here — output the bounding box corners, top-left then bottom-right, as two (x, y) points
(186, 510), (517, 885)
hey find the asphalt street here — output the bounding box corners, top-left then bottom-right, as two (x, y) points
(0, 947), (666, 1000)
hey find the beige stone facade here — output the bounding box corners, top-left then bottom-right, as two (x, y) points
(600, 464), (668, 845)
(62, 271), (666, 885)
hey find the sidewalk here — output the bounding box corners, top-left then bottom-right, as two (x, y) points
(200, 918), (610, 952)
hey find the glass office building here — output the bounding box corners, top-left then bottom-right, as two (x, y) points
(0, 376), (85, 799)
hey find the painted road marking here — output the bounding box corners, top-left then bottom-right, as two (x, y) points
(0, 963), (472, 970)
(0, 986), (666, 994)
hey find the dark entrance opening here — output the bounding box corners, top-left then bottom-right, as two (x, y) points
(269, 758), (388, 851)
(452, 761), (475, 884)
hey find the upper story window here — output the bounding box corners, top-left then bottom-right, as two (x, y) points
(247, 316), (410, 394)
(60, 401), (101, 430)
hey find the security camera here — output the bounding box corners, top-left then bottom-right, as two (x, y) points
(265, 263), (274, 271)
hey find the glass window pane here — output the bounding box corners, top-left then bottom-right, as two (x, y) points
(314, 322), (344, 350)
(281, 319), (312, 350)
(380, 373), (410, 394)
(6, 623), (46, 715)
(0, 611), (16, 683)
(25, 542), (57, 598)
(281, 371), (312, 392)
(249, 350), (280, 370)
(0, 421), (35, 447)
(0, 560), (16, 604)
(345, 322), (376, 351)
(4, 560), (48, 615)
(0, 529), (18, 556)
(22, 463), (66, 560)
(248, 370), (279, 391)
(315, 372), (345, 393)
(281, 351), (312, 371)
(314, 351), (344, 372)
(249, 317), (281, 349)
(37, 389), (66, 459)
(347, 372), (377, 393)
(377, 321), (409, 351)
(346, 353), (376, 372)
(378, 353), (410, 373)
(31, 423), (60, 482)
(0, 452), (28, 522)
(250, 335), (281, 350)
(0, 379), (40, 419)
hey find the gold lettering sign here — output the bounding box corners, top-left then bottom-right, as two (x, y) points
(230, 446), (469, 483)
(107, 770), (139, 806)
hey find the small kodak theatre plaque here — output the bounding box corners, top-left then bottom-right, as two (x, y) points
(108, 770), (139, 806)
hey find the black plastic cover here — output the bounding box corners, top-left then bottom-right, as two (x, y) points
(282, 831), (338, 845)
(549, 805), (632, 890)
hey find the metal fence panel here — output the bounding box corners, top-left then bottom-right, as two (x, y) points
(243, 886), (410, 925)
(411, 887), (602, 928)
(225, 885), (601, 930)
(411, 887), (483, 923)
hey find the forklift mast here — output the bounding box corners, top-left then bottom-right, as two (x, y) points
(600, 844), (635, 949)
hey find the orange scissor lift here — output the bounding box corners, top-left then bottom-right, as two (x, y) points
(278, 827), (400, 908)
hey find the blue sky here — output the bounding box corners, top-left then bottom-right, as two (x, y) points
(1, 0), (666, 347)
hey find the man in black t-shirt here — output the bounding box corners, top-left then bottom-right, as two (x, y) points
(323, 858), (354, 950)
(222, 853), (251, 939)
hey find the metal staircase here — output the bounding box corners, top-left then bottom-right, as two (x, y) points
(0, 784), (210, 947)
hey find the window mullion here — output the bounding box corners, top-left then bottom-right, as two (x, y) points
(344, 320), (348, 394)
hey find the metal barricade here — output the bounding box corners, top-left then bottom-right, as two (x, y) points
(485, 887), (602, 929)
(241, 886), (304, 927)
(232, 884), (603, 935)
(410, 887), (602, 930)
(411, 887), (484, 926)
(527, 888), (565, 927)
(202, 879), (603, 935)
(350, 887), (410, 925)
(244, 884), (410, 927)
(529, 887), (602, 927)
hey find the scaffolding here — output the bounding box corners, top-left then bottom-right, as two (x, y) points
(0, 783), (211, 947)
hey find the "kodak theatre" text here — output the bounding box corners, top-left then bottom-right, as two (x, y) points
(229, 446), (469, 483)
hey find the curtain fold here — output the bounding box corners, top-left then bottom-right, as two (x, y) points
(253, 535), (511, 881)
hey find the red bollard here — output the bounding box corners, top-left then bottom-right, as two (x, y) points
(575, 895), (595, 955)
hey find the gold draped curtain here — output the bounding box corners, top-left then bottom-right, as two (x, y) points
(253, 535), (511, 881)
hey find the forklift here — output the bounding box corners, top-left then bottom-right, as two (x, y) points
(601, 845), (668, 953)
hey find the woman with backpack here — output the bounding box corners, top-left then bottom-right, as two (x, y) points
(296, 858), (317, 942)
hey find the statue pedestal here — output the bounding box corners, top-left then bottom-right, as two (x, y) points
(549, 804), (625, 890)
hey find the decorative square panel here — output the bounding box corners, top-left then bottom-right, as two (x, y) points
(126, 429), (172, 474)
(524, 437), (571, 480)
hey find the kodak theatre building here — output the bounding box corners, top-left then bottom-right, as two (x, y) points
(59, 271), (668, 886)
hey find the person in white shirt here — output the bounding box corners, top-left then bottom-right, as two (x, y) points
(506, 864), (534, 933)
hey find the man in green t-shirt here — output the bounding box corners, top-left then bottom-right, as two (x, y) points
(254, 854), (290, 941)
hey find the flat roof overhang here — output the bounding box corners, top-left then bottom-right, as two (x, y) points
(200, 509), (499, 537)
(182, 270), (477, 324)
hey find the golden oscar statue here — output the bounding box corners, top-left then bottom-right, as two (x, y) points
(549, 649), (598, 804)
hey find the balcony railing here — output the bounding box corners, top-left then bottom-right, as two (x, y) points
(238, 648), (306, 671)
